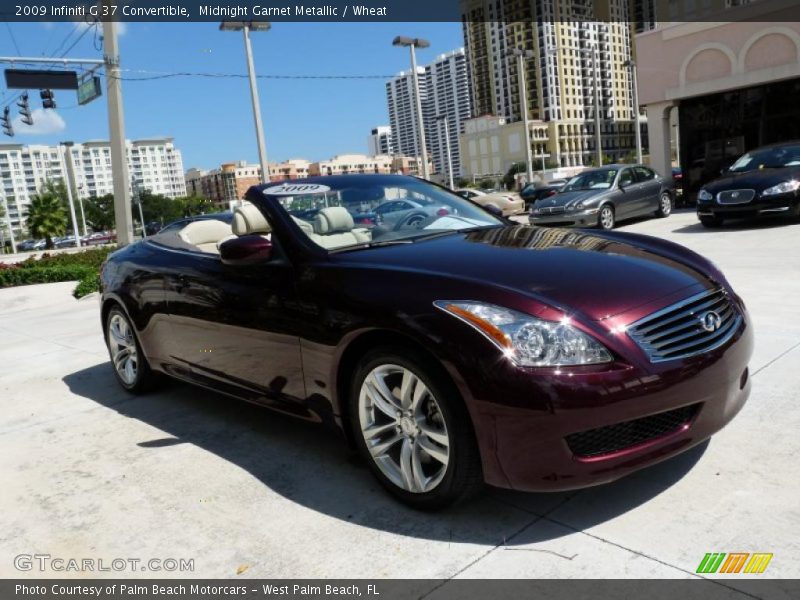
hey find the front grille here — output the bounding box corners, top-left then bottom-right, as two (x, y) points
(627, 288), (742, 362)
(717, 189), (755, 204)
(538, 206), (566, 215)
(565, 404), (700, 458)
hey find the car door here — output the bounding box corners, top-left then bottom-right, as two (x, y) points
(633, 166), (662, 214)
(615, 167), (644, 219)
(162, 247), (309, 416)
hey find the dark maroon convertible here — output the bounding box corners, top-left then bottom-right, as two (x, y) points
(100, 175), (753, 508)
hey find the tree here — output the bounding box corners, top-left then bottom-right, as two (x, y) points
(503, 162), (526, 190)
(25, 180), (69, 249)
(175, 195), (215, 218)
(84, 194), (116, 231)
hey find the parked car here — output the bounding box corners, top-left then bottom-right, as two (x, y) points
(54, 236), (79, 249)
(83, 231), (117, 246)
(455, 188), (525, 216)
(696, 141), (800, 228)
(520, 183), (562, 211)
(373, 198), (451, 229)
(101, 174), (752, 509)
(16, 239), (42, 251)
(529, 164), (675, 230)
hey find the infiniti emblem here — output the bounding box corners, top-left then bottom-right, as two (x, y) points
(699, 311), (722, 332)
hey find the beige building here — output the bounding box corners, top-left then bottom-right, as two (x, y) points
(461, 0), (642, 168)
(308, 154), (431, 177)
(634, 0), (800, 194)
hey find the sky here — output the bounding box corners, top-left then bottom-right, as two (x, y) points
(0, 21), (464, 170)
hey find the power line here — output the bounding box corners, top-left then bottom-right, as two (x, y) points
(104, 68), (395, 81)
(4, 23), (22, 55)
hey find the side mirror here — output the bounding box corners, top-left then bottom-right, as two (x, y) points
(483, 204), (503, 217)
(219, 235), (273, 266)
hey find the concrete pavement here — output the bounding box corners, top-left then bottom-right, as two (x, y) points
(1, 209), (798, 590)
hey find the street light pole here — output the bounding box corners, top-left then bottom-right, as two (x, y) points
(436, 115), (454, 189)
(592, 47), (602, 167)
(393, 36), (431, 180)
(220, 21), (272, 183)
(507, 49), (535, 186)
(624, 59), (643, 164)
(57, 145), (81, 248)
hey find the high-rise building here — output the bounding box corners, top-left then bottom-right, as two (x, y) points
(461, 0), (642, 168)
(386, 48), (472, 179)
(367, 126), (394, 156)
(0, 137), (185, 234)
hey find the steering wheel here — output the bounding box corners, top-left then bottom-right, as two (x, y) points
(393, 212), (430, 231)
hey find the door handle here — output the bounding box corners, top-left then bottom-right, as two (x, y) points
(174, 275), (189, 293)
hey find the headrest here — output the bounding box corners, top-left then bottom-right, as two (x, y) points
(233, 204), (271, 236)
(314, 207), (354, 234)
(178, 219), (232, 246)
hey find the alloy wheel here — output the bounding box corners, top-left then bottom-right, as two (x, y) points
(107, 313), (138, 386)
(660, 193), (672, 216)
(600, 206), (615, 229)
(358, 364), (450, 494)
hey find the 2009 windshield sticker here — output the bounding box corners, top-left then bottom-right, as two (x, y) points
(263, 183), (331, 196)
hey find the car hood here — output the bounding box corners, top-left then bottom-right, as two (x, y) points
(703, 167), (800, 193)
(337, 225), (715, 322)
(536, 189), (609, 208)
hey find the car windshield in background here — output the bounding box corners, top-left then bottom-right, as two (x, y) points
(562, 169), (618, 191)
(264, 178), (503, 252)
(728, 144), (800, 173)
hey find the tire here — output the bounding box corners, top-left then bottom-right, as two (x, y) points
(656, 192), (672, 218)
(598, 204), (615, 230)
(105, 306), (159, 394)
(699, 215), (724, 228)
(349, 347), (483, 509)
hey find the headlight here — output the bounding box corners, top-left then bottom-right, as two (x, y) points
(569, 202), (584, 212)
(762, 180), (800, 196)
(698, 189), (713, 201)
(434, 301), (613, 367)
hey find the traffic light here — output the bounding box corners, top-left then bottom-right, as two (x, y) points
(17, 92), (33, 126)
(1, 106), (13, 137)
(40, 89), (56, 109)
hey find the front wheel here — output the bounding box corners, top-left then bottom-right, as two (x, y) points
(598, 205), (615, 230)
(349, 348), (482, 509)
(105, 306), (159, 394)
(656, 192), (672, 218)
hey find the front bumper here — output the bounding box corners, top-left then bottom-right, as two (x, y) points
(453, 308), (753, 492)
(529, 208), (599, 227)
(697, 191), (799, 219)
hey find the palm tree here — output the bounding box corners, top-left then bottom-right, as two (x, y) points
(25, 180), (68, 249)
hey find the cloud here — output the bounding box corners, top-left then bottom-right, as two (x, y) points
(12, 109), (66, 135)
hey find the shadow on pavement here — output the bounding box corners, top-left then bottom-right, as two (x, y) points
(672, 215), (800, 234)
(64, 362), (707, 546)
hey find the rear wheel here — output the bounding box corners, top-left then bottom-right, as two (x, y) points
(699, 215), (724, 228)
(349, 347), (482, 509)
(105, 306), (159, 394)
(656, 192), (672, 218)
(598, 205), (615, 230)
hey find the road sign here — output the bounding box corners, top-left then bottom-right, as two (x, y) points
(4, 69), (79, 90)
(77, 76), (102, 105)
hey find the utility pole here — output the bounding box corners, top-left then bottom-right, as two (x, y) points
(103, 16), (135, 246)
(57, 145), (82, 248)
(393, 36), (431, 180)
(436, 115), (454, 189)
(624, 59), (643, 164)
(508, 49), (535, 186)
(62, 143), (88, 236)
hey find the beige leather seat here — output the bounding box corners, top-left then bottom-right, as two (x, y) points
(310, 207), (371, 250)
(215, 204), (272, 251)
(178, 219), (233, 254)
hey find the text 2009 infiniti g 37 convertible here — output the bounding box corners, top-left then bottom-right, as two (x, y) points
(100, 174), (753, 509)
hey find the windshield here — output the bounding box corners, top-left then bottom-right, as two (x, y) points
(562, 169), (618, 191)
(264, 177), (504, 252)
(729, 145), (800, 173)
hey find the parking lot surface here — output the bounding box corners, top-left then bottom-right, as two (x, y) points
(1, 210), (799, 591)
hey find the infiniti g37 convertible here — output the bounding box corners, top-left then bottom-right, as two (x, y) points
(101, 174), (752, 509)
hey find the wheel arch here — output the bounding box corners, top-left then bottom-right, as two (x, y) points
(333, 328), (466, 448)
